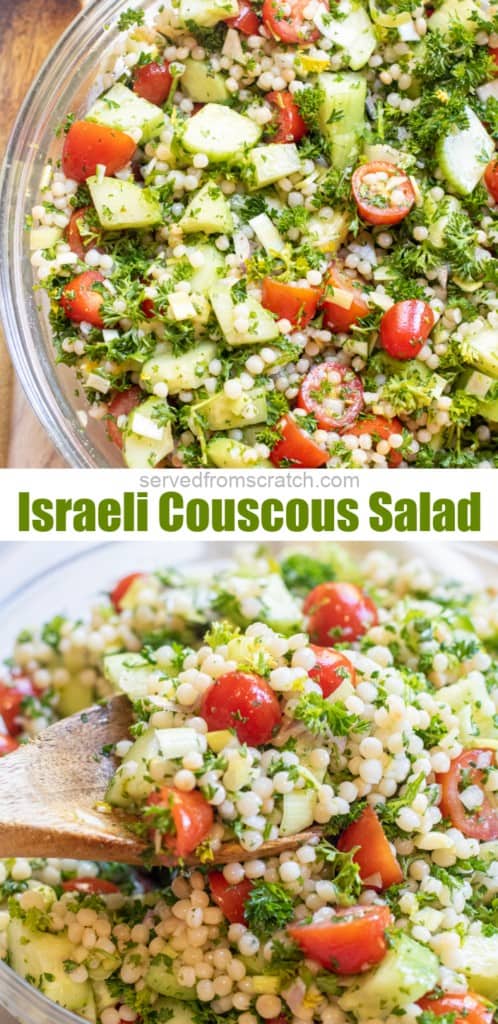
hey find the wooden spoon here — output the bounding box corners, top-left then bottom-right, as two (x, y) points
(0, 695), (320, 865)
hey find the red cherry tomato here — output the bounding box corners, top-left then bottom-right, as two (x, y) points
(226, 0), (261, 34)
(489, 46), (498, 71)
(288, 905), (392, 974)
(133, 61), (173, 105)
(262, 0), (328, 44)
(380, 300), (435, 361)
(110, 572), (144, 611)
(304, 582), (378, 645)
(62, 878), (121, 895)
(270, 415), (329, 468)
(309, 646), (357, 697)
(337, 806), (403, 890)
(484, 159), (498, 202)
(261, 278), (321, 328)
(0, 679), (35, 736)
(418, 993), (493, 1024)
(348, 415), (404, 468)
(146, 786), (214, 859)
(351, 162), (415, 226)
(106, 386), (143, 449)
(438, 748), (498, 841)
(267, 91), (307, 143)
(62, 121), (136, 183)
(297, 362), (364, 432)
(208, 872), (253, 924)
(200, 671), (281, 746)
(65, 207), (98, 258)
(60, 270), (105, 328)
(322, 266), (369, 333)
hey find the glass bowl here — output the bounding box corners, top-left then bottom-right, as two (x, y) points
(1, 539), (498, 1024)
(0, 0), (163, 467)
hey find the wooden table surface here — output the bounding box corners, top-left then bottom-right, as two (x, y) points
(0, 0), (84, 467)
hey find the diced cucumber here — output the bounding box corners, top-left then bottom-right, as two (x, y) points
(437, 676), (498, 746)
(256, 573), (303, 632)
(189, 388), (267, 433)
(147, 961), (197, 1000)
(209, 283), (279, 347)
(341, 934), (439, 1017)
(280, 791), (316, 835)
(106, 727), (160, 807)
(318, 72), (366, 170)
(249, 213), (285, 253)
(462, 932), (498, 1000)
(180, 0), (238, 27)
(86, 83), (164, 143)
(224, 750), (254, 792)
(363, 142), (404, 164)
(141, 342), (216, 395)
(207, 729), (234, 752)
(307, 210), (351, 253)
(8, 919), (95, 1017)
(460, 327), (498, 379)
(58, 679), (94, 717)
(207, 437), (272, 468)
(425, 194), (461, 249)
(88, 176), (162, 231)
(151, 999), (197, 1024)
(461, 369), (495, 399)
(181, 58), (229, 102)
(476, 396), (498, 422)
(124, 398), (174, 469)
(187, 244), (226, 293)
(180, 182), (233, 234)
(436, 107), (494, 195)
(155, 728), (205, 761)
(85, 949), (121, 982)
(92, 980), (119, 1014)
(103, 652), (157, 697)
(30, 226), (62, 250)
(315, 0), (376, 69)
(248, 144), (301, 188)
(429, 0), (479, 34)
(183, 104), (261, 161)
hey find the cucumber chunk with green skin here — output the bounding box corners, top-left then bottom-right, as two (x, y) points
(209, 283), (279, 347)
(460, 369), (495, 399)
(180, 182), (233, 234)
(103, 651), (157, 697)
(462, 932), (498, 1000)
(181, 58), (229, 102)
(106, 727), (160, 806)
(318, 72), (366, 170)
(147, 961), (197, 1000)
(30, 226), (62, 250)
(58, 679), (95, 716)
(460, 327), (498, 379)
(86, 83), (164, 143)
(189, 388), (267, 433)
(425, 194), (462, 249)
(207, 437), (272, 467)
(188, 244), (226, 293)
(182, 104), (261, 161)
(247, 144), (301, 188)
(436, 107), (494, 195)
(140, 341), (217, 395)
(341, 935), (439, 1018)
(124, 397), (174, 469)
(153, 999), (198, 1024)
(315, 0), (376, 69)
(88, 176), (162, 230)
(8, 919), (96, 1017)
(437, 675), (498, 746)
(180, 0), (238, 27)
(306, 210), (351, 253)
(428, 0), (479, 34)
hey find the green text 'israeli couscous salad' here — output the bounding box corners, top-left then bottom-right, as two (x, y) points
(3, 546), (498, 1024)
(29, 0), (498, 467)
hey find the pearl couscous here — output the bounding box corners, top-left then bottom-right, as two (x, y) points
(30, 0), (498, 467)
(2, 545), (498, 1024)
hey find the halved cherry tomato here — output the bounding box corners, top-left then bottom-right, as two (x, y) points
(322, 266), (369, 333)
(110, 572), (144, 611)
(141, 298), (156, 320)
(418, 993), (493, 1024)
(484, 159), (498, 203)
(226, 0), (261, 34)
(348, 415), (404, 468)
(489, 46), (498, 72)
(133, 61), (173, 105)
(146, 786), (214, 858)
(297, 362), (364, 432)
(270, 415), (329, 468)
(380, 300), (435, 361)
(106, 386), (143, 449)
(62, 121), (136, 183)
(60, 270), (105, 328)
(0, 735), (19, 756)
(309, 646), (357, 697)
(200, 671), (281, 746)
(0, 679), (35, 736)
(351, 162), (415, 226)
(261, 278), (321, 328)
(304, 582), (378, 645)
(62, 877), (120, 895)
(438, 748), (498, 841)
(209, 872), (253, 924)
(262, 0), (327, 44)
(65, 207), (98, 258)
(267, 91), (307, 143)
(337, 806), (403, 889)
(288, 905), (392, 974)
